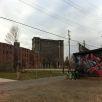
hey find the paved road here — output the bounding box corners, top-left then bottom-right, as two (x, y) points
(0, 76), (102, 102)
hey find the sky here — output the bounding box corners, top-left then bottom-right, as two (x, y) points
(0, 0), (102, 59)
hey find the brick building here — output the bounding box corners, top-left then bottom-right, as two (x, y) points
(32, 37), (64, 68)
(0, 41), (41, 71)
(0, 42), (31, 71)
(30, 51), (40, 68)
(19, 47), (30, 68)
(0, 42), (14, 71)
(0, 37), (64, 71)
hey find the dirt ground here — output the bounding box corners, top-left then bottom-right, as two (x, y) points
(0, 76), (102, 102)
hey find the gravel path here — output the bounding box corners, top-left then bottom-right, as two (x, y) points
(0, 76), (102, 102)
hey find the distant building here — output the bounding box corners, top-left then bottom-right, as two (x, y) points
(32, 37), (64, 68)
(0, 37), (64, 71)
(0, 42), (14, 71)
(0, 42), (31, 71)
(79, 43), (89, 52)
(19, 47), (30, 68)
(30, 50), (40, 68)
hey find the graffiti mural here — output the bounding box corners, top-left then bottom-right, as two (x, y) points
(74, 53), (102, 77)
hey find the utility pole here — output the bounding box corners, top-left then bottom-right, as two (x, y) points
(68, 30), (71, 70)
(59, 41), (60, 68)
(68, 30), (70, 61)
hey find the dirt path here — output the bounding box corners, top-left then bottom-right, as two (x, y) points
(0, 76), (102, 102)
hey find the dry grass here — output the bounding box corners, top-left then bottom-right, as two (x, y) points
(0, 71), (66, 80)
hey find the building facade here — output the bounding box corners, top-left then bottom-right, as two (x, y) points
(19, 47), (30, 68)
(0, 42), (14, 71)
(0, 37), (64, 71)
(0, 42), (31, 71)
(30, 50), (40, 68)
(32, 37), (64, 68)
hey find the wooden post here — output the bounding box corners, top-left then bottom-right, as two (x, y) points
(17, 64), (21, 80)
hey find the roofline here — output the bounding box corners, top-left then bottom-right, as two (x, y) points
(0, 42), (13, 46)
(73, 48), (102, 55)
(32, 37), (64, 42)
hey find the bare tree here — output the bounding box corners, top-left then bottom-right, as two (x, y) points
(5, 25), (20, 45)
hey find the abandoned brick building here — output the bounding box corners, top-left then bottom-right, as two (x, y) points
(0, 42), (14, 71)
(0, 37), (64, 71)
(0, 42), (31, 71)
(32, 37), (64, 68)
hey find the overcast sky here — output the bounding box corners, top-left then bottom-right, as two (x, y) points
(0, 0), (102, 59)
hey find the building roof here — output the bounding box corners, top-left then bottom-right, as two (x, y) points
(32, 37), (64, 42)
(73, 48), (102, 56)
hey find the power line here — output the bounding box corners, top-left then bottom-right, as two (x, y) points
(62, 0), (102, 19)
(25, 25), (99, 48)
(85, 44), (90, 50)
(0, 16), (98, 49)
(18, 0), (102, 36)
(20, 22), (96, 48)
(18, 0), (101, 49)
(20, 25), (72, 44)
(19, 25), (51, 39)
(55, 0), (102, 28)
(0, 16), (66, 39)
(70, 39), (98, 48)
(20, 26), (79, 47)
(85, 0), (102, 12)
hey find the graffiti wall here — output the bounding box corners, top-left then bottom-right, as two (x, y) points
(73, 49), (102, 77)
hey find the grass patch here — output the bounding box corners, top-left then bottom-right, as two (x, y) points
(0, 71), (66, 80)
(0, 72), (16, 80)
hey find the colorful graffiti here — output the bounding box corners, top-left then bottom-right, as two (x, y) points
(76, 53), (102, 77)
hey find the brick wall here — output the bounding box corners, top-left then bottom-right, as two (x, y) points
(30, 51), (40, 68)
(0, 42), (31, 71)
(19, 47), (30, 68)
(0, 42), (14, 71)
